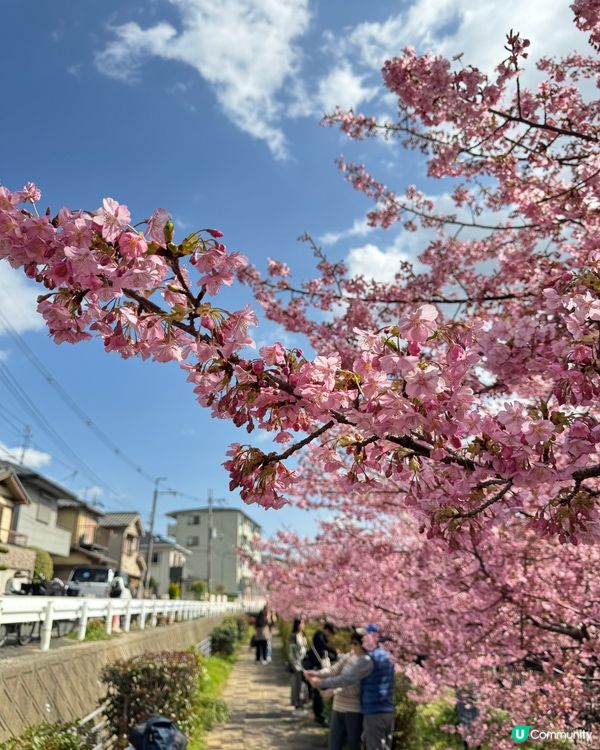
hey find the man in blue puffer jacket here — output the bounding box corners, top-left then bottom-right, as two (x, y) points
(307, 625), (395, 750)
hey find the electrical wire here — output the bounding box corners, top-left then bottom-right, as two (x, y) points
(0, 358), (117, 494)
(0, 307), (209, 506)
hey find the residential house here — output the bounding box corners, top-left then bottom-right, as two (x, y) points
(51, 499), (117, 582)
(139, 534), (191, 597)
(0, 467), (35, 593)
(98, 512), (146, 592)
(166, 507), (261, 597)
(0, 461), (72, 559)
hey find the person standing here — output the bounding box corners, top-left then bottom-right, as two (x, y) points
(110, 570), (131, 632)
(265, 605), (276, 663)
(306, 622), (338, 726)
(306, 629), (365, 750)
(288, 616), (308, 716)
(254, 604), (269, 663)
(308, 625), (395, 750)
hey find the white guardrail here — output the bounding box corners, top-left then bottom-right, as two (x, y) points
(0, 596), (264, 651)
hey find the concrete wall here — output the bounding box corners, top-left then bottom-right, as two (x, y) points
(0, 615), (224, 742)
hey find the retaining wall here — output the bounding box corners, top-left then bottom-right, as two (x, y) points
(0, 615), (223, 741)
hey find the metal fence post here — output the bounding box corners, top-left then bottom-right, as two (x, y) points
(105, 600), (113, 635)
(77, 600), (89, 641)
(40, 600), (54, 651)
(123, 599), (132, 633)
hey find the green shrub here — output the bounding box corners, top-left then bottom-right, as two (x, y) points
(210, 620), (238, 656)
(188, 652), (237, 748)
(278, 619), (291, 659)
(191, 580), (207, 599)
(219, 616), (247, 642)
(168, 582), (181, 599)
(194, 694), (230, 731)
(233, 616), (248, 641)
(392, 673), (419, 748)
(84, 618), (110, 641)
(100, 650), (203, 748)
(0, 722), (86, 750)
(32, 548), (53, 580)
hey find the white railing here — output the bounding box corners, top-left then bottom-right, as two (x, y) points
(0, 595), (262, 651)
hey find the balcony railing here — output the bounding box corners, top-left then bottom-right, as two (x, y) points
(0, 529), (28, 547)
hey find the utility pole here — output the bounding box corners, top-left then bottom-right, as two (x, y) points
(207, 489), (214, 596)
(18, 425), (32, 466)
(206, 489), (225, 596)
(144, 478), (176, 596)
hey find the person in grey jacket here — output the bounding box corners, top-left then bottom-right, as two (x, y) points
(309, 629), (365, 750)
(307, 625), (395, 750)
(288, 616), (308, 716)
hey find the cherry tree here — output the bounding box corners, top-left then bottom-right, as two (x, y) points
(258, 516), (599, 746)
(1, 3), (599, 543)
(1, 0), (599, 740)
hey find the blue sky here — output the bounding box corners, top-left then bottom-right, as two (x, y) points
(0, 0), (584, 539)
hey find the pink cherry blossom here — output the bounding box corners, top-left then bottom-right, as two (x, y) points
(94, 197), (131, 243)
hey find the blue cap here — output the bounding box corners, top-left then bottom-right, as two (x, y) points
(366, 623), (379, 633)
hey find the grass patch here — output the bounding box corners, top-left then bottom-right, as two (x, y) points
(67, 618), (116, 641)
(188, 647), (239, 750)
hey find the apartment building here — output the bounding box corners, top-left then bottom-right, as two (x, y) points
(166, 506), (261, 597)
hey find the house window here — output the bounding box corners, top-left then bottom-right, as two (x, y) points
(186, 536), (199, 547)
(187, 515), (200, 525)
(36, 501), (51, 524)
(152, 552), (160, 564)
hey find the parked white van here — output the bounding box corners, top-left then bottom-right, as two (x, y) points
(67, 566), (116, 597)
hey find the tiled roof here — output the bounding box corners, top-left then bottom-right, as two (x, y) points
(98, 511), (140, 528)
(57, 498), (103, 516)
(0, 460), (80, 502)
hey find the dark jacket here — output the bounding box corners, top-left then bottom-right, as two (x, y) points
(313, 629), (338, 663)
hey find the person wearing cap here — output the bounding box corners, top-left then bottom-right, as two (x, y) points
(305, 628), (366, 750)
(304, 621), (338, 726)
(307, 624), (395, 750)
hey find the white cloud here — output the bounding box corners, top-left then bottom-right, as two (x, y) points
(0, 441), (52, 469)
(319, 217), (373, 246)
(346, 239), (421, 284)
(95, 0), (311, 159)
(316, 64), (378, 115)
(0, 264), (45, 335)
(339, 0), (582, 81)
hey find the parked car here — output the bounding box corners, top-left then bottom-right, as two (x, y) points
(67, 566), (123, 597)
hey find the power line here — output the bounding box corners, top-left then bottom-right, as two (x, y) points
(0, 307), (155, 483)
(0, 307), (212, 507)
(0, 358), (117, 494)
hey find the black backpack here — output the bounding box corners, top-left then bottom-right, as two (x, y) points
(128, 715), (187, 750)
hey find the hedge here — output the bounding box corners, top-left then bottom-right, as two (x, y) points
(0, 722), (86, 750)
(100, 650), (203, 748)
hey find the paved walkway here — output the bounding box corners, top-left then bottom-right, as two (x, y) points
(206, 633), (328, 749)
